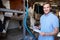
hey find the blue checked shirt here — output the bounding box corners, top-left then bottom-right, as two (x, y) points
(38, 12), (59, 40)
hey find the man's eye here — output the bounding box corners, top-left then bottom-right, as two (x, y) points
(47, 7), (49, 8)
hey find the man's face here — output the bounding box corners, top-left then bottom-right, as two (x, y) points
(43, 4), (51, 14)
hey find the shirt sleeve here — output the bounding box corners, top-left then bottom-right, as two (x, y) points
(52, 16), (59, 28)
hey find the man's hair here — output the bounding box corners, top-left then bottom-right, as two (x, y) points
(43, 2), (51, 7)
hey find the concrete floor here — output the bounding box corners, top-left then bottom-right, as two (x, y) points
(0, 28), (38, 40)
(0, 28), (23, 40)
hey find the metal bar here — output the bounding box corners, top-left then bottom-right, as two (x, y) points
(23, 0), (26, 40)
(0, 8), (24, 13)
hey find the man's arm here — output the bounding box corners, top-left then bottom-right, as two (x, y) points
(47, 16), (59, 36)
(46, 27), (59, 36)
(39, 27), (59, 36)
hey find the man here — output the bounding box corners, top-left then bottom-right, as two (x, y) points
(38, 2), (59, 40)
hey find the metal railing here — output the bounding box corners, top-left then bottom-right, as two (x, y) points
(0, 8), (24, 14)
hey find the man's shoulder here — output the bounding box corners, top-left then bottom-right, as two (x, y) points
(51, 13), (58, 18)
(51, 13), (58, 20)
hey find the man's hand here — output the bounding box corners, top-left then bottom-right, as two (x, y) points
(36, 27), (39, 29)
(35, 26), (40, 29)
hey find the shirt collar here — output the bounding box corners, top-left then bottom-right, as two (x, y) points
(44, 12), (52, 16)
